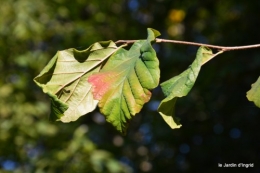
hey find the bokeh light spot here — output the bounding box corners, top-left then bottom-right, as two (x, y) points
(167, 23), (185, 37)
(179, 143), (190, 154)
(140, 161), (152, 172)
(137, 146), (148, 156)
(147, 100), (160, 111)
(229, 128), (241, 139)
(2, 160), (17, 171)
(93, 113), (105, 124)
(128, 0), (139, 11)
(168, 9), (186, 23)
(113, 135), (124, 147)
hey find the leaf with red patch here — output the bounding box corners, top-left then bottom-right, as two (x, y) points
(34, 41), (120, 122)
(88, 28), (161, 134)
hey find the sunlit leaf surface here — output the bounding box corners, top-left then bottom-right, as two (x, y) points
(89, 28), (160, 134)
(34, 41), (119, 122)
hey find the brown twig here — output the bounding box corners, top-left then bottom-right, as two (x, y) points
(115, 38), (260, 52)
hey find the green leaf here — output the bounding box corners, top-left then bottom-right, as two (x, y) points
(247, 76), (260, 108)
(88, 28), (160, 134)
(158, 46), (219, 129)
(34, 41), (120, 122)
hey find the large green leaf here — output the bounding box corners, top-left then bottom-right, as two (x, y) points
(34, 41), (120, 122)
(247, 76), (260, 108)
(158, 47), (222, 129)
(88, 28), (160, 134)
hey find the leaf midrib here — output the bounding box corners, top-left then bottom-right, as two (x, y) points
(54, 47), (121, 94)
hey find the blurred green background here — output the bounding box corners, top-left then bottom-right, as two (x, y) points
(1, 0), (260, 172)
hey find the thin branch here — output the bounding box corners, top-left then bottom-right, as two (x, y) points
(115, 38), (260, 52)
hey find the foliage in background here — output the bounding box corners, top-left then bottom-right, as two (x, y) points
(0, 0), (131, 172)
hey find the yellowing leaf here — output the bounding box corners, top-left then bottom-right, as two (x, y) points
(158, 47), (221, 129)
(34, 41), (120, 122)
(247, 76), (260, 108)
(88, 28), (160, 134)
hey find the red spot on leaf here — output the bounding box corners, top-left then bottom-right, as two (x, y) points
(88, 72), (116, 100)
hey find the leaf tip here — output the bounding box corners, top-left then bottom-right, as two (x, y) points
(147, 28), (161, 41)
